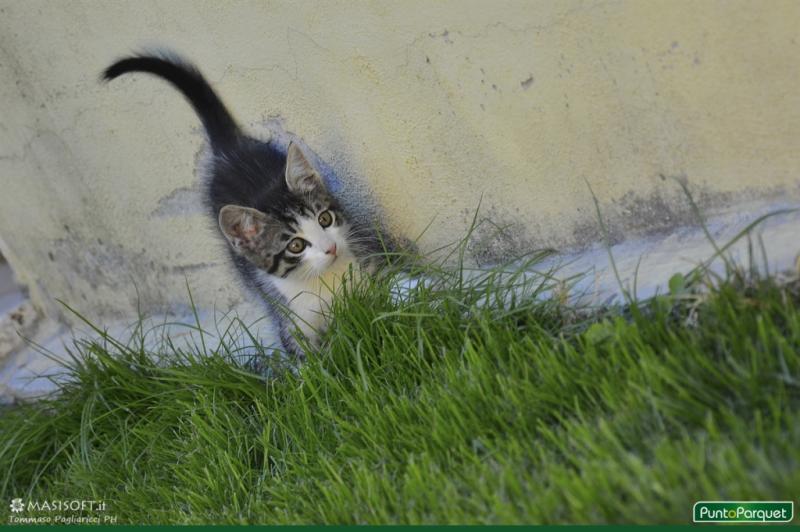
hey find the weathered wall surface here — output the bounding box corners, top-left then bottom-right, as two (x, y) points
(0, 0), (799, 323)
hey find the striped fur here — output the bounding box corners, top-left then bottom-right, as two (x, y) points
(103, 50), (379, 360)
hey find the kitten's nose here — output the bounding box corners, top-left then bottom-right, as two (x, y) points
(325, 243), (337, 256)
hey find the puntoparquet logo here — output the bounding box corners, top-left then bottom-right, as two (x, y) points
(693, 501), (793, 523)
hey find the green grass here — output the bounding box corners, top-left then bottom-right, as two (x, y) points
(1, 250), (799, 524)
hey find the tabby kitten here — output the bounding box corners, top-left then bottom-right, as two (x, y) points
(103, 51), (375, 357)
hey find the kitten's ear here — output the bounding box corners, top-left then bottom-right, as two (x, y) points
(218, 205), (273, 253)
(285, 142), (325, 193)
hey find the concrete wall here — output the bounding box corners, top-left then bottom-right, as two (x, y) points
(1, 0), (799, 324)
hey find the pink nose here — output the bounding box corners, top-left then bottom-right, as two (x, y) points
(325, 243), (337, 256)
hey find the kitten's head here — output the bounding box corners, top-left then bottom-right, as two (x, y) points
(218, 143), (355, 279)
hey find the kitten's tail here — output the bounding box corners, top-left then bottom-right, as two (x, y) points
(102, 51), (240, 151)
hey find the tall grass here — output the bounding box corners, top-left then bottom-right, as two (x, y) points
(1, 227), (798, 524)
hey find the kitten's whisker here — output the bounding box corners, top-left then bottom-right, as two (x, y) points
(346, 229), (375, 238)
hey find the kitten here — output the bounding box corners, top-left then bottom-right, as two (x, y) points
(102, 51), (377, 358)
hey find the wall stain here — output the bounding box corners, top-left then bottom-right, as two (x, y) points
(469, 181), (797, 264)
(520, 75), (534, 90)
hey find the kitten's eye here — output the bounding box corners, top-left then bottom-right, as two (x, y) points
(318, 210), (333, 228)
(287, 237), (307, 254)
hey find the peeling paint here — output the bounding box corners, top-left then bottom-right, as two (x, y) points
(152, 184), (204, 218)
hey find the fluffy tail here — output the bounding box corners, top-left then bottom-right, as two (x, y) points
(103, 51), (240, 150)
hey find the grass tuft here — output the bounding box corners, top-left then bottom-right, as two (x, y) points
(1, 243), (799, 524)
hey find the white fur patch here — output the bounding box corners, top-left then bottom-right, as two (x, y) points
(266, 212), (362, 346)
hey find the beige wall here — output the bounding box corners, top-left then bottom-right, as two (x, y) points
(0, 0), (799, 322)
